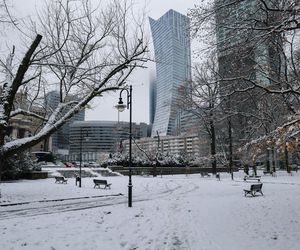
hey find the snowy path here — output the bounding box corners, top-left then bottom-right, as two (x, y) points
(1, 172), (300, 250)
(0, 195), (125, 220)
(0, 179), (182, 220)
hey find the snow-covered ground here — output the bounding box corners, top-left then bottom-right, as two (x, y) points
(0, 170), (300, 250)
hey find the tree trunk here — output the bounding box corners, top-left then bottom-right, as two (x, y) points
(0, 130), (5, 182)
(153, 161), (157, 177)
(0, 34), (43, 160)
(253, 165), (257, 176)
(4, 35), (43, 121)
(153, 131), (160, 177)
(0, 112), (9, 183)
(272, 147), (276, 173)
(210, 119), (217, 175)
(266, 149), (270, 172)
(244, 164), (249, 175)
(285, 145), (290, 173)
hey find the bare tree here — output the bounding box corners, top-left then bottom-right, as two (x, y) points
(188, 0), (300, 168)
(0, 0), (148, 180)
(178, 54), (221, 175)
(0, 0), (15, 25)
(189, 0), (300, 38)
(189, 0), (300, 107)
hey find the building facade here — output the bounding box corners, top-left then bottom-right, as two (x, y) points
(149, 9), (192, 137)
(149, 73), (156, 126)
(45, 91), (85, 157)
(123, 134), (209, 158)
(69, 121), (150, 162)
(215, 0), (284, 144)
(215, 0), (282, 85)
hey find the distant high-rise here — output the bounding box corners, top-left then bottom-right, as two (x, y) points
(149, 9), (191, 136)
(215, 0), (282, 86)
(69, 121), (150, 162)
(215, 0), (283, 142)
(149, 73), (156, 126)
(45, 91), (85, 156)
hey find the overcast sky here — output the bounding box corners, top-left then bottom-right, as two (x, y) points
(87, 0), (201, 124)
(11, 0), (201, 124)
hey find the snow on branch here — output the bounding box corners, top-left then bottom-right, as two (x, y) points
(1, 0), (148, 160)
(242, 114), (300, 161)
(9, 109), (47, 121)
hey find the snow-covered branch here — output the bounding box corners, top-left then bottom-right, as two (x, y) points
(9, 109), (46, 121)
(0, 0), (148, 162)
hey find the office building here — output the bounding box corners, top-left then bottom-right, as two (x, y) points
(216, 0), (282, 84)
(123, 134), (209, 158)
(149, 9), (192, 136)
(69, 121), (150, 162)
(45, 91), (85, 156)
(215, 0), (284, 142)
(149, 73), (156, 126)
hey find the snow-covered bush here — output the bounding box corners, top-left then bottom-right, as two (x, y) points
(2, 152), (34, 180)
(102, 153), (128, 167)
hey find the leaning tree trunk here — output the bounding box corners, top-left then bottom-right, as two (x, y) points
(0, 34), (42, 183)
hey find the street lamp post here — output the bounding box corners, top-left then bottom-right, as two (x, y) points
(79, 127), (88, 188)
(115, 85), (133, 207)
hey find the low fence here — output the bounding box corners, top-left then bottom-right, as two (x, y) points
(109, 166), (238, 176)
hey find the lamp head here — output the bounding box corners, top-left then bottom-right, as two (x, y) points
(115, 98), (126, 112)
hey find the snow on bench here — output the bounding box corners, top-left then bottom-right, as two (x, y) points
(55, 176), (68, 184)
(243, 183), (263, 197)
(93, 179), (111, 189)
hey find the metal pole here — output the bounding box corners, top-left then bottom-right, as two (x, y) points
(128, 85), (133, 207)
(228, 116), (233, 180)
(79, 128), (82, 188)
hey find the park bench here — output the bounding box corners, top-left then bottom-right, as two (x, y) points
(244, 183), (263, 197)
(55, 176), (68, 184)
(243, 175), (261, 182)
(201, 172), (211, 177)
(93, 179), (112, 189)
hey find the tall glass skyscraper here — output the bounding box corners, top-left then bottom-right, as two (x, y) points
(149, 74), (156, 126)
(215, 0), (283, 142)
(149, 9), (191, 136)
